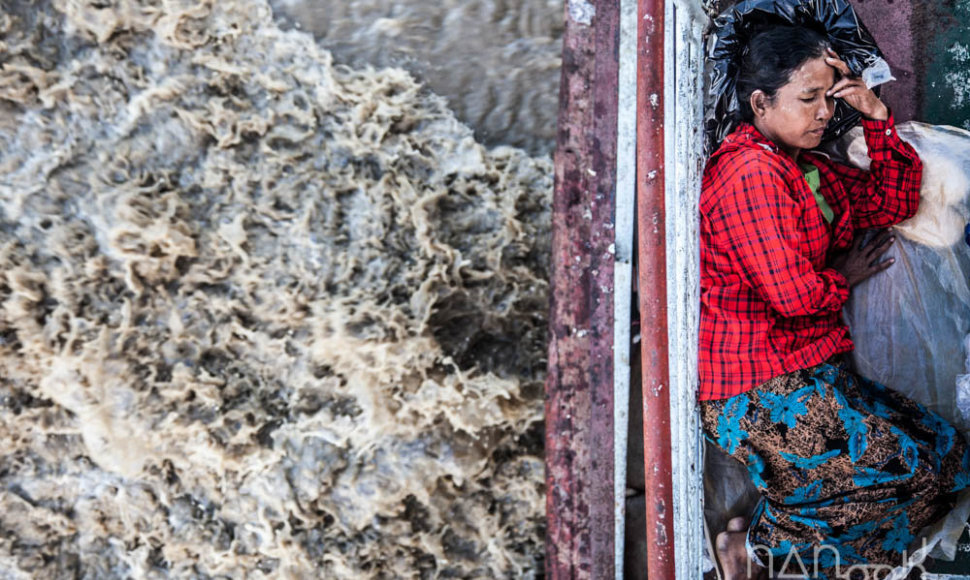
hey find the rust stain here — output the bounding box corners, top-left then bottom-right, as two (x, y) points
(637, 0), (676, 576)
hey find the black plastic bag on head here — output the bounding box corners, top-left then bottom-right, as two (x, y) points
(705, 0), (888, 153)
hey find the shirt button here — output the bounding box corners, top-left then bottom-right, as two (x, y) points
(885, 129), (892, 136)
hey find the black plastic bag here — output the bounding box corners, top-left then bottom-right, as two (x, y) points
(705, 0), (887, 153)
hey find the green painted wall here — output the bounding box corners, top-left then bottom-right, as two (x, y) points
(923, 0), (970, 130)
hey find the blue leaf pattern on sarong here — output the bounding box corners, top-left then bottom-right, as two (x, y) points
(920, 411), (955, 458)
(834, 392), (868, 462)
(884, 498), (916, 515)
(955, 447), (970, 492)
(950, 471), (970, 491)
(768, 539), (795, 557)
(881, 513), (913, 553)
(953, 458), (970, 493)
(813, 541), (852, 571)
(953, 471), (970, 492)
(814, 546), (837, 570)
(889, 426), (919, 473)
(717, 394), (749, 454)
(872, 399), (893, 419)
(747, 451), (767, 489)
(784, 480), (822, 505)
(763, 503), (779, 523)
(761, 386), (813, 428)
(853, 465), (909, 487)
(835, 520), (877, 542)
(789, 513), (831, 532)
(780, 449), (841, 470)
(817, 365), (840, 386)
(810, 376), (828, 400)
(849, 395), (893, 420)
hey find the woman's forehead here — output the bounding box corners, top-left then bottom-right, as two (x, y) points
(787, 57), (836, 90)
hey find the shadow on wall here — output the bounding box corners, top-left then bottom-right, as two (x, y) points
(269, 0), (564, 156)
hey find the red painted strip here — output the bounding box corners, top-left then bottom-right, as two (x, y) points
(637, 0), (676, 577)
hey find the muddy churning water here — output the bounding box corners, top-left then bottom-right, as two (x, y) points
(267, 0), (564, 157)
(0, 0), (552, 577)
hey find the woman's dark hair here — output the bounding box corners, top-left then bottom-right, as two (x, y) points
(736, 25), (831, 122)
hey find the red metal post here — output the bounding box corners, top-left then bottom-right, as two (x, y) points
(637, 0), (676, 577)
(545, 0), (621, 577)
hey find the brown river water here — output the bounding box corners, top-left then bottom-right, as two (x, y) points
(269, 0), (563, 157)
(0, 0), (559, 577)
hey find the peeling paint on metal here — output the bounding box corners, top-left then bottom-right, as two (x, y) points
(924, 0), (970, 128)
(568, 0), (596, 25)
(655, 520), (669, 546)
(951, 42), (970, 61)
(665, 0), (708, 577)
(944, 43), (970, 109)
(546, 0), (620, 576)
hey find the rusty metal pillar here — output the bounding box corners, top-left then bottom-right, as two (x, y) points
(637, 0), (676, 577)
(545, 0), (622, 577)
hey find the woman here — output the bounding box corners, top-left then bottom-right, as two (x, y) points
(700, 25), (970, 579)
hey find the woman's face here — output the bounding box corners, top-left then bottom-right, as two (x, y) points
(751, 56), (836, 159)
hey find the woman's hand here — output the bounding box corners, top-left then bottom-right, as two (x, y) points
(829, 229), (896, 287)
(824, 48), (889, 121)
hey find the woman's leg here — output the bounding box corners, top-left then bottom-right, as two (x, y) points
(716, 516), (766, 580)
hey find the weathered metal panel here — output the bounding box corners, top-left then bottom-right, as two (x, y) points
(664, 0), (708, 577)
(546, 0), (621, 576)
(613, 0), (639, 576)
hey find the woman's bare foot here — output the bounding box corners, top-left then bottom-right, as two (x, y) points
(716, 517), (766, 580)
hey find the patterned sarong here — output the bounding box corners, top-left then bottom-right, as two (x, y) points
(701, 360), (970, 579)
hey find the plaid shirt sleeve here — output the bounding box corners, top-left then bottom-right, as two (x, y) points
(826, 113), (923, 229)
(708, 154), (850, 318)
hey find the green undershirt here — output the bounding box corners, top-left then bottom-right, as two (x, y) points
(799, 162), (834, 224)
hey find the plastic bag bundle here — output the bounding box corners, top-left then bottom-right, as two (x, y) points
(832, 122), (970, 562)
(829, 122), (970, 428)
(705, 0), (891, 152)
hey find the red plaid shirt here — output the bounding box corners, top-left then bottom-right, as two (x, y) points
(698, 115), (922, 400)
